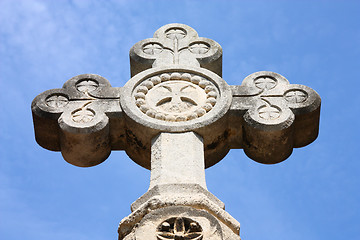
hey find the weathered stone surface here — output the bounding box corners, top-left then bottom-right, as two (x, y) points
(32, 74), (124, 167)
(120, 206), (240, 240)
(120, 66), (232, 169)
(150, 132), (206, 189)
(118, 183), (241, 237)
(31, 23), (321, 240)
(131, 184), (225, 211)
(229, 71), (321, 164)
(32, 24), (320, 168)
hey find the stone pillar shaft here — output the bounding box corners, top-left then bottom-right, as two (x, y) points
(150, 132), (207, 189)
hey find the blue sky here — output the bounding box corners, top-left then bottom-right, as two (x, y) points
(1, 0), (359, 239)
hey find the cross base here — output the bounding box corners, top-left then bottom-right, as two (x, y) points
(118, 184), (240, 240)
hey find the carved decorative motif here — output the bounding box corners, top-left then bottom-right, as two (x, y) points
(45, 94), (69, 108)
(284, 89), (308, 103)
(133, 72), (218, 122)
(233, 72), (319, 124)
(31, 74), (119, 167)
(143, 43), (163, 55)
(71, 104), (95, 123)
(165, 28), (187, 40)
(157, 217), (203, 240)
(254, 76), (277, 90)
(189, 42), (210, 54)
(76, 79), (99, 93)
(131, 24), (222, 73)
(258, 105), (281, 120)
(229, 70), (321, 164)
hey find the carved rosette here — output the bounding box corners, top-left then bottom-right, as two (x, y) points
(120, 66), (232, 133)
(133, 72), (218, 122)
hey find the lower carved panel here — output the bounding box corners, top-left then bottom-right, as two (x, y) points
(157, 217), (203, 240)
(120, 205), (240, 240)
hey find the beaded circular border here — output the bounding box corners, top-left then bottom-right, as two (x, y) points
(133, 72), (218, 122)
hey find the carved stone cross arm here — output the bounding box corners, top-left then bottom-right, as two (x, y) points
(228, 71), (321, 164)
(32, 74), (125, 167)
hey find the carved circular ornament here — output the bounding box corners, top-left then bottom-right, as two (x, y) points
(143, 43), (163, 55)
(132, 206), (224, 240)
(71, 108), (95, 123)
(189, 42), (210, 54)
(121, 67), (232, 132)
(284, 89), (308, 103)
(45, 94), (69, 108)
(254, 76), (277, 90)
(258, 105), (281, 120)
(157, 217), (203, 240)
(134, 72), (218, 122)
(76, 79), (99, 93)
(165, 27), (187, 39)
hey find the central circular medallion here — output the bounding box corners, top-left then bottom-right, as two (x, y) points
(133, 72), (218, 122)
(120, 66), (232, 133)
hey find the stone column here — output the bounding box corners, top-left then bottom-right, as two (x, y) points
(150, 132), (207, 189)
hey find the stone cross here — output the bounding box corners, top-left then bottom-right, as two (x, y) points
(32, 23), (321, 240)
